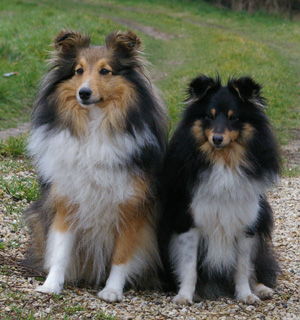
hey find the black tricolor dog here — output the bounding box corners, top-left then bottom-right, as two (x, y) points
(159, 75), (280, 304)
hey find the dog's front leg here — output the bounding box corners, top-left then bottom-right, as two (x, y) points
(98, 263), (129, 302)
(36, 198), (75, 294)
(169, 228), (200, 304)
(98, 200), (157, 303)
(234, 236), (260, 304)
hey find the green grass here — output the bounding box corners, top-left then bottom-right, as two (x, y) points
(0, 134), (27, 157)
(0, 0), (299, 143)
(0, 136), (39, 202)
(283, 165), (300, 177)
(1, 174), (39, 202)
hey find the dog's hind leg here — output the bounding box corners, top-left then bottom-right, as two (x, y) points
(169, 228), (200, 304)
(253, 283), (274, 299)
(35, 197), (75, 294)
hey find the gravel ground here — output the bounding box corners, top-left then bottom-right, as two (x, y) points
(1, 172), (299, 319)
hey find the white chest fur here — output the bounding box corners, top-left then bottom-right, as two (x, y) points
(191, 163), (263, 272)
(28, 110), (156, 282)
(30, 129), (132, 214)
(27, 107), (155, 229)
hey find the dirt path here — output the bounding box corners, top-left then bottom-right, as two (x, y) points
(281, 129), (300, 169)
(282, 140), (300, 169)
(0, 122), (30, 140)
(109, 17), (178, 40)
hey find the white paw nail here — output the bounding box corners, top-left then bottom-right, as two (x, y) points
(35, 284), (62, 294)
(98, 288), (122, 302)
(173, 293), (193, 305)
(238, 293), (261, 304)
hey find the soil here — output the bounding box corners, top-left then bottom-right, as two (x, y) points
(109, 17), (178, 40)
(282, 140), (300, 169)
(0, 122), (31, 140)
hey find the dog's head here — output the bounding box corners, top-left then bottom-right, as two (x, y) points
(188, 75), (266, 150)
(52, 29), (144, 110)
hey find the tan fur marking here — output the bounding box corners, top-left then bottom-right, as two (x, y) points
(48, 185), (77, 232)
(75, 58), (87, 71)
(113, 176), (152, 265)
(240, 123), (255, 143)
(56, 80), (89, 137)
(192, 120), (205, 144)
(228, 110), (234, 118)
(202, 128), (248, 169)
(205, 128), (239, 147)
(211, 109), (216, 117)
(233, 84), (244, 101)
(52, 196), (76, 232)
(227, 128), (239, 142)
(112, 214), (148, 265)
(96, 75), (136, 111)
(200, 140), (247, 169)
(96, 59), (112, 72)
(100, 77), (136, 134)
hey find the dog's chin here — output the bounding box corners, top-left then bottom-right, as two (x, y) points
(78, 98), (103, 109)
(79, 102), (95, 108)
(209, 142), (231, 150)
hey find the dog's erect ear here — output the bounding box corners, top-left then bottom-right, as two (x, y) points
(229, 76), (266, 107)
(188, 75), (220, 101)
(106, 30), (142, 57)
(54, 30), (90, 53)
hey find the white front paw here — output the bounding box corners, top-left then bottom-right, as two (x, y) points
(35, 283), (62, 294)
(173, 293), (193, 304)
(237, 293), (261, 304)
(98, 288), (123, 302)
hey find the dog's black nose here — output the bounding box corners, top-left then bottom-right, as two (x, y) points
(212, 135), (223, 146)
(79, 88), (92, 101)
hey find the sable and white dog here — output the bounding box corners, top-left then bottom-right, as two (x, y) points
(24, 29), (167, 302)
(159, 75), (280, 304)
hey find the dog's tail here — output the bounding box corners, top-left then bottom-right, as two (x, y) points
(254, 237), (280, 288)
(22, 185), (54, 272)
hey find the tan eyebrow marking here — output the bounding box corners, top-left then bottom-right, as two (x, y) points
(211, 109), (216, 117)
(96, 59), (112, 72)
(76, 58), (87, 69)
(228, 110), (234, 118)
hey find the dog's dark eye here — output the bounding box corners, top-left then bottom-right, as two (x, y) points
(205, 114), (214, 121)
(76, 68), (83, 75)
(100, 69), (110, 75)
(229, 115), (239, 121)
